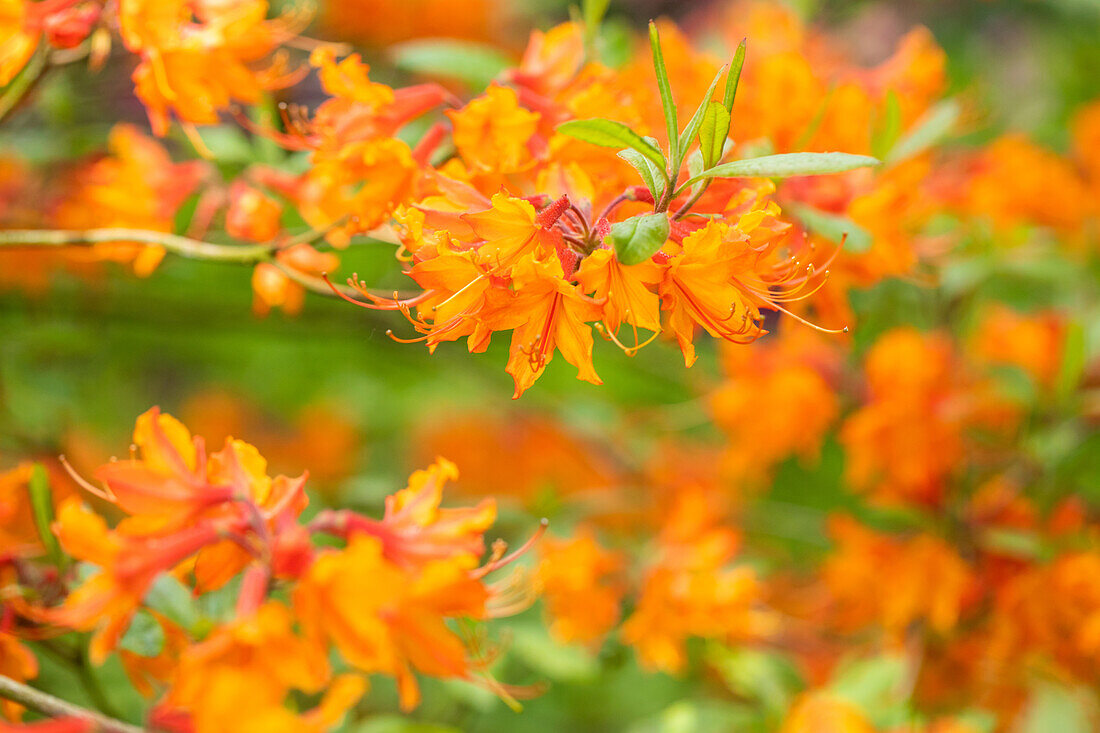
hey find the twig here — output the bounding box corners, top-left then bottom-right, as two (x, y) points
(0, 229), (272, 264)
(0, 674), (146, 733)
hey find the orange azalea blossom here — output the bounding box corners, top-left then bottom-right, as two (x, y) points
(536, 527), (625, 647)
(53, 124), (207, 276)
(840, 328), (1019, 507)
(251, 244), (339, 317)
(954, 133), (1092, 240)
(823, 516), (974, 640)
(621, 490), (778, 672)
(0, 0), (99, 85)
(73, 406), (308, 594)
(0, 630), (37, 720)
(161, 601), (363, 733)
(986, 550), (1100, 683)
(293, 534), (490, 711)
(779, 692), (876, 733)
(970, 305), (1067, 389)
(120, 0), (309, 136)
(413, 410), (621, 505)
(48, 498), (229, 663)
(447, 84), (543, 179)
(710, 327), (842, 482)
(308, 457), (496, 569)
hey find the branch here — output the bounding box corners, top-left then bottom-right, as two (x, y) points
(0, 229), (272, 264)
(0, 674), (147, 733)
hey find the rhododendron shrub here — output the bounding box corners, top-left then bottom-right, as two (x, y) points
(2, 0), (1100, 731)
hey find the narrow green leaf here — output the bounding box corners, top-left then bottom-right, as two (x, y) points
(648, 21), (678, 165)
(885, 98), (960, 165)
(871, 90), (902, 161)
(788, 203), (873, 253)
(1055, 320), (1086, 403)
(686, 149), (706, 198)
(557, 118), (667, 171)
(391, 40), (511, 90)
(618, 149), (666, 202)
(1019, 683), (1092, 733)
(683, 152), (879, 187)
(698, 102), (731, 169)
(583, 0), (612, 49)
(28, 463), (63, 567)
(722, 39), (747, 112)
(677, 66), (726, 159)
(610, 213), (670, 265)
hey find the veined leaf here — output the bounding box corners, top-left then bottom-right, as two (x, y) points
(618, 149), (666, 202)
(557, 118), (667, 170)
(788, 203), (873, 253)
(677, 65), (726, 161)
(698, 102), (731, 169)
(610, 213), (670, 266)
(648, 21), (679, 165)
(722, 39), (747, 112)
(886, 99), (960, 165)
(683, 152), (879, 187)
(392, 39), (511, 90)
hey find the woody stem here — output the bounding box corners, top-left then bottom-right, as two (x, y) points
(0, 674), (147, 733)
(0, 228), (274, 263)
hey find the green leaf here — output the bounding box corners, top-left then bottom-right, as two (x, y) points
(610, 213), (670, 266)
(618, 149), (666, 202)
(119, 609), (166, 657)
(788, 203), (873, 253)
(722, 39), (747, 112)
(885, 98), (960, 165)
(1055, 320), (1086, 403)
(391, 39), (511, 90)
(145, 575), (205, 636)
(677, 66), (726, 161)
(583, 0), (612, 48)
(698, 102), (731, 169)
(28, 463), (63, 568)
(871, 90), (902, 161)
(706, 644), (803, 719)
(557, 118), (667, 171)
(648, 21), (678, 165)
(683, 152), (879, 187)
(829, 654), (910, 726)
(1019, 683), (1094, 733)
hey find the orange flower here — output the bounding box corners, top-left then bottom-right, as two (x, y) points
(840, 328), (1018, 507)
(0, 0), (37, 86)
(971, 305), (1067, 389)
(49, 499), (225, 663)
(121, 0), (305, 136)
(251, 244), (339, 317)
(310, 457), (496, 569)
(298, 137), (419, 246)
(824, 516), (973, 639)
(54, 125), (207, 276)
(164, 601), (362, 733)
(711, 329), (841, 482)
(779, 692), (875, 733)
(294, 534), (488, 710)
(536, 528), (624, 647)
(0, 631), (37, 721)
(447, 85), (542, 175)
(621, 491), (777, 673)
(658, 220), (767, 366)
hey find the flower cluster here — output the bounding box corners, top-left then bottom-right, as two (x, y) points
(0, 409), (542, 730)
